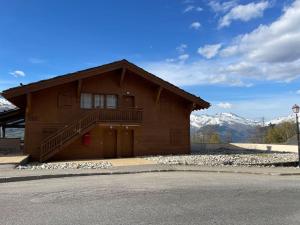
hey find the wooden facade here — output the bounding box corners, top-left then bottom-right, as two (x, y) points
(1, 60), (210, 162)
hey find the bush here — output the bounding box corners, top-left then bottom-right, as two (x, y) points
(264, 122), (296, 144)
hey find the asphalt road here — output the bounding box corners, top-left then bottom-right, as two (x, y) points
(1, 172), (300, 225)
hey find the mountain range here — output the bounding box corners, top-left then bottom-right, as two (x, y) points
(190, 112), (294, 143)
(0, 96), (16, 112)
(190, 112), (294, 128)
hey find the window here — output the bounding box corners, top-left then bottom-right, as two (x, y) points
(94, 94), (104, 108)
(106, 95), (117, 109)
(80, 93), (92, 109)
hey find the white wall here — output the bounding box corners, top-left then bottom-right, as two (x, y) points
(192, 143), (298, 153)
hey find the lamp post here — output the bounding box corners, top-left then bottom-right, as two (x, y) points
(292, 104), (300, 167)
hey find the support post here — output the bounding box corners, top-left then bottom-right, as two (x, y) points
(120, 68), (126, 87)
(2, 125), (5, 138)
(296, 114), (300, 167)
(117, 127), (122, 157)
(155, 86), (163, 105)
(26, 93), (32, 115)
(77, 79), (82, 100)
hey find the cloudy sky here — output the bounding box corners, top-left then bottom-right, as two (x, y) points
(0, 0), (299, 120)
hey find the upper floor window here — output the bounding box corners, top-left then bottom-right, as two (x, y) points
(80, 93), (92, 109)
(94, 94), (104, 108)
(80, 93), (118, 109)
(106, 95), (117, 109)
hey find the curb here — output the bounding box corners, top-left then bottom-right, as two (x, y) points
(1, 167), (300, 183)
(0, 168), (176, 183)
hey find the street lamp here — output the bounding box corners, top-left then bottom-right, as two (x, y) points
(292, 104), (300, 167)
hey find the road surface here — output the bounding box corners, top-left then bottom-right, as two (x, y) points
(1, 172), (300, 225)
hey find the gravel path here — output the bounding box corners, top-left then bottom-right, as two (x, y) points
(17, 161), (112, 170)
(146, 149), (298, 167)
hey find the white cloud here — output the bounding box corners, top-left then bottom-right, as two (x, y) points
(143, 60), (252, 87)
(218, 0), (300, 82)
(178, 54), (189, 61)
(183, 5), (194, 13)
(143, 1), (300, 88)
(165, 58), (176, 63)
(196, 7), (203, 11)
(183, 0), (194, 4)
(190, 21), (201, 30)
(296, 90), (300, 95)
(217, 102), (232, 109)
(29, 57), (45, 64)
(219, 1), (269, 28)
(208, 0), (238, 13)
(176, 44), (187, 53)
(198, 44), (222, 59)
(10, 70), (26, 77)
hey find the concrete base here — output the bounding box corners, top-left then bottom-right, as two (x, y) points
(0, 155), (29, 169)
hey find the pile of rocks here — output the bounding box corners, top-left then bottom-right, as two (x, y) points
(146, 152), (298, 167)
(17, 161), (112, 170)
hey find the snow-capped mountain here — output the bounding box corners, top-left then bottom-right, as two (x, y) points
(190, 112), (261, 129)
(0, 96), (15, 112)
(190, 113), (295, 143)
(266, 114), (294, 125)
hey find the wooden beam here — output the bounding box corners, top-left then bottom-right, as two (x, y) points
(155, 86), (163, 104)
(26, 93), (31, 115)
(120, 68), (126, 87)
(5, 124), (25, 128)
(2, 126), (6, 138)
(77, 79), (82, 99)
(189, 102), (196, 112)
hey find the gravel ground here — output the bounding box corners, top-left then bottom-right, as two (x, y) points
(16, 161), (112, 170)
(146, 148), (298, 167)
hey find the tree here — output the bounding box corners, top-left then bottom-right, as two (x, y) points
(264, 122), (296, 144)
(209, 133), (221, 144)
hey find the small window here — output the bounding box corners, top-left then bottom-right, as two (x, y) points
(106, 95), (117, 109)
(94, 94), (104, 108)
(80, 93), (92, 109)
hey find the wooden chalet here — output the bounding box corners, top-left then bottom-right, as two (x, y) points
(1, 60), (210, 162)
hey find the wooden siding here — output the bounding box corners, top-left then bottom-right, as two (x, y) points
(21, 69), (192, 160)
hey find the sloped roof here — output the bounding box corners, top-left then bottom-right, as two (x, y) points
(1, 59), (210, 110)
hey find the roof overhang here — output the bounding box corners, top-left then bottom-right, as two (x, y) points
(1, 59), (210, 110)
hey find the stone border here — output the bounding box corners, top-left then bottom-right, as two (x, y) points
(1, 165), (300, 183)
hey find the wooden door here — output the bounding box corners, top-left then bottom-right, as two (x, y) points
(122, 95), (135, 108)
(103, 129), (117, 158)
(121, 130), (134, 157)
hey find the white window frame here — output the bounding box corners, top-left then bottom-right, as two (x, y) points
(94, 94), (105, 108)
(80, 93), (92, 109)
(106, 95), (118, 109)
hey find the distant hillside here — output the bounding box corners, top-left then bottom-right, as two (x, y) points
(190, 113), (295, 143)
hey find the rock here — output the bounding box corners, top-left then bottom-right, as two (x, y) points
(145, 150), (297, 167)
(16, 161), (112, 170)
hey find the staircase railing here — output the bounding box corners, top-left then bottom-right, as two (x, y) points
(40, 108), (143, 161)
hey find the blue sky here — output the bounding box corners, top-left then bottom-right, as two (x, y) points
(0, 0), (299, 120)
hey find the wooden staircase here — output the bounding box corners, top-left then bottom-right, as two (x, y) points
(40, 109), (143, 162)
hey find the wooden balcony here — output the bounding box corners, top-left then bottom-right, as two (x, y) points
(96, 108), (143, 124)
